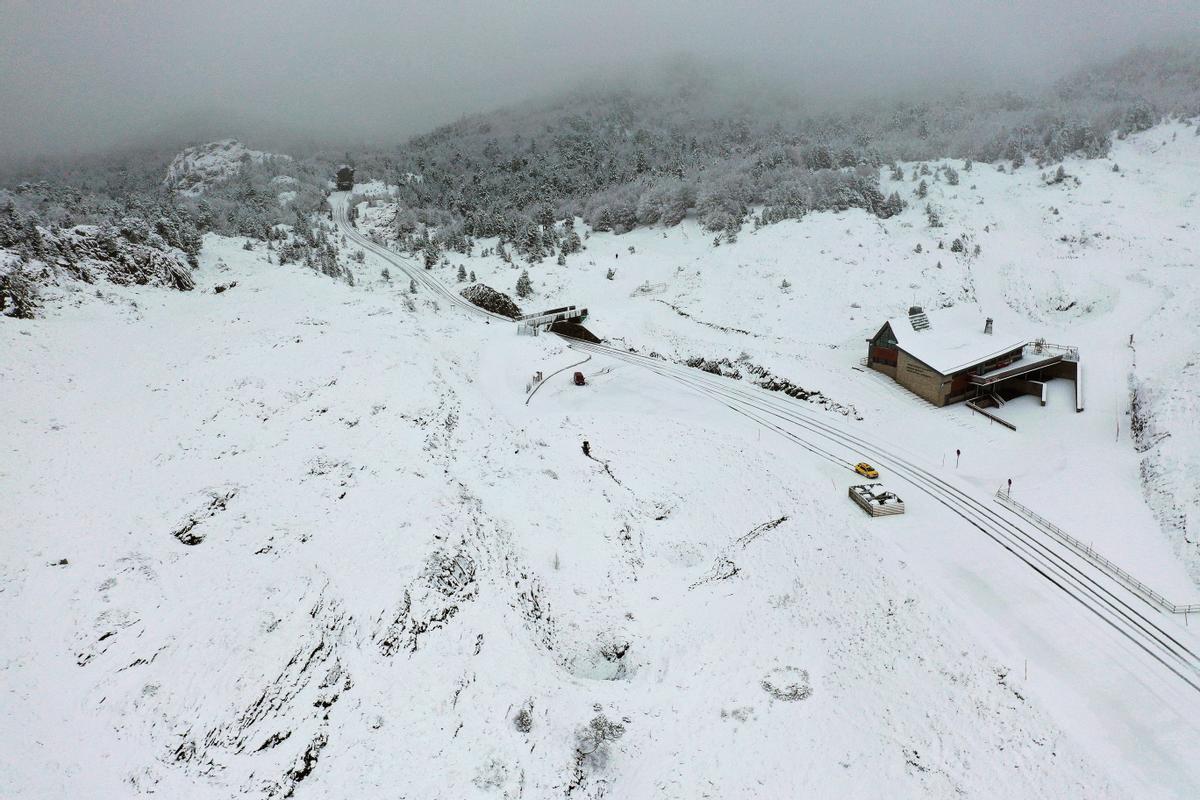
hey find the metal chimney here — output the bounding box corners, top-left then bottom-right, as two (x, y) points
(984, 317), (993, 335)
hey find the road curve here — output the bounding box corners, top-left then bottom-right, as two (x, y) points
(331, 192), (511, 322)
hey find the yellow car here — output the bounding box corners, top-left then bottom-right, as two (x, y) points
(854, 462), (879, 479)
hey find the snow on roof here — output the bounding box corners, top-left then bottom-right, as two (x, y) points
(851, 483), (903, 505)
(884, 306), (1029, 375)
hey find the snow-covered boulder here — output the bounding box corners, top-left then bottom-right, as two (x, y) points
(459, 283), (521, 319)
(163, 139), (289, 196)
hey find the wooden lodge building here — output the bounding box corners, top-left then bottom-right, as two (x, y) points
(866, 306), (1082, 411)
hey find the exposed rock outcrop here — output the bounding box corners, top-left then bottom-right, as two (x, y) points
(1, 220), (197, 305)
(164, 139), (290, 196)
(55, 224), (195, 290)
(459, 283), (521, 319)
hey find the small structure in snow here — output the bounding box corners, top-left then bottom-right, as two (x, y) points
(849, 483), (905, 516)
(518, 305), (588, 328)
(517, 305), (596, 339)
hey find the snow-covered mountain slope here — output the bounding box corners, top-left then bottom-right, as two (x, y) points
(6, 120), (1200, 799)
(4, 232), (1164, 799)
(164, 139), (288, 195)
(408, 120), (1200, 595)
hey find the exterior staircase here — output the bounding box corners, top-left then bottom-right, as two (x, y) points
(908, 310), (931, 331)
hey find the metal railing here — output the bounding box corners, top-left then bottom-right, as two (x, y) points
(995, 490), (1200, 614)
(967, 400), (1017, 430)
(1029, 340), (1080, 362)
(518, 305), (577, 322)
(518, 306), (588, 328)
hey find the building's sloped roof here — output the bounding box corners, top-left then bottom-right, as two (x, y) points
(885, 306), (1029, 375)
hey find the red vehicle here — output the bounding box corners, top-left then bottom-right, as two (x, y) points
(573, 371), (586, 386)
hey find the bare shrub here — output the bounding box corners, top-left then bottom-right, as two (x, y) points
(513, 702), (534, 733)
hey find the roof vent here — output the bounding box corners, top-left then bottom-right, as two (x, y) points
(984, 317), (993, 335)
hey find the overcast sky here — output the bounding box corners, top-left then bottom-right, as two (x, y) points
(2, 0), (1197, 163)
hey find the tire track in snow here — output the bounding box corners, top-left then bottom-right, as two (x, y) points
(566, 339), (1200, 694)
(332, 191), (1200, 698)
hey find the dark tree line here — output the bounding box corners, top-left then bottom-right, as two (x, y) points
(342, 45), (1199, 257)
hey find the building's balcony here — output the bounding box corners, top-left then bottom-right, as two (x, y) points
(968, 341), (1078, 386)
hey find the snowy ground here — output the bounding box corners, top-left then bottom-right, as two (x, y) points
(419, 120), (1200, 602)
(4, 121), (1200, 798)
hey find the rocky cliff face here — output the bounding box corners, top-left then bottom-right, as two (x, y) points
(163, 139), (288, 196)
(52, 224), (195, 290)
(1, 221), (196, 317)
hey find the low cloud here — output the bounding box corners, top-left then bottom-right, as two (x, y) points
(1, 0), (1197, 162)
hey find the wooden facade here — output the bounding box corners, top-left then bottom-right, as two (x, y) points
(867, 321), (1025, 407)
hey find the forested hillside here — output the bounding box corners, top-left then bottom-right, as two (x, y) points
(349, 46), (1200, 256)
(3, 45), (1199, 318)
(0, 143), (346, 316)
